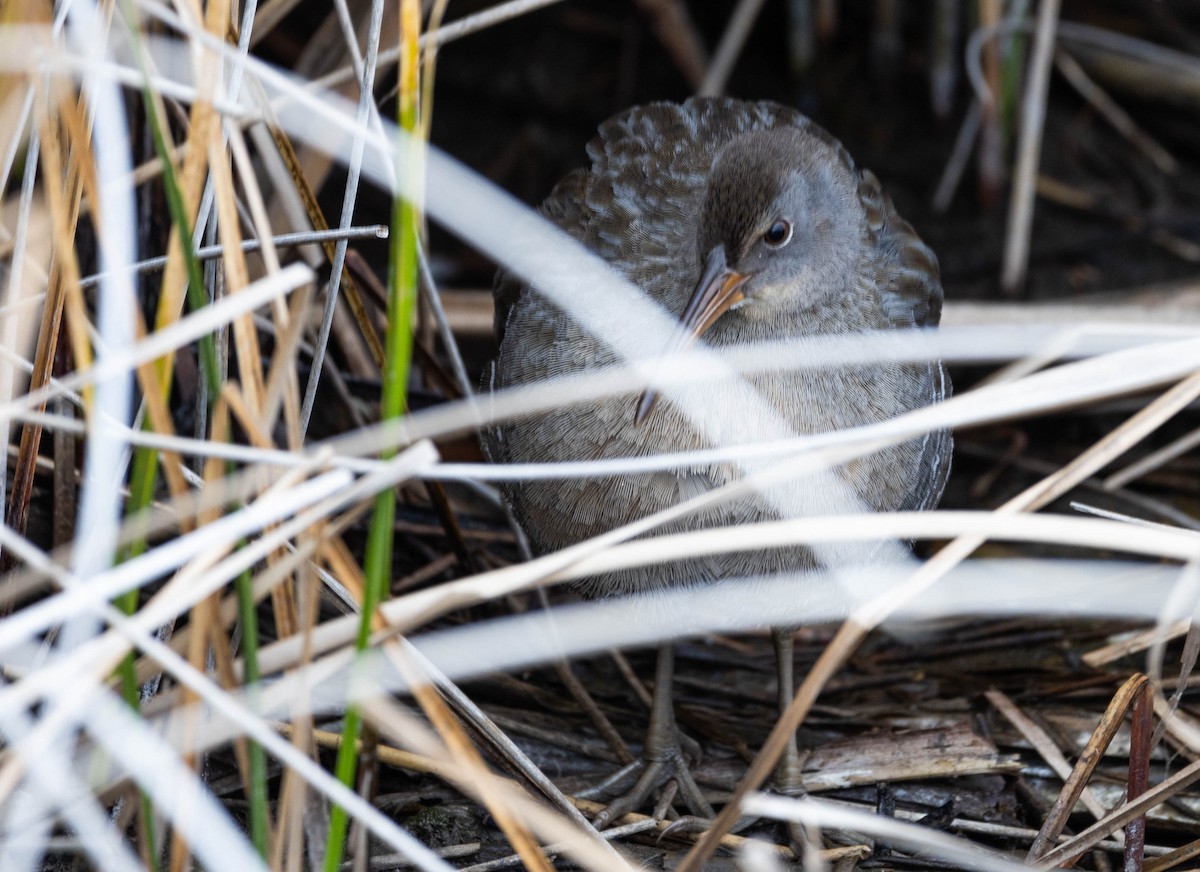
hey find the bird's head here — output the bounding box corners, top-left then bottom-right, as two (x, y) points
(635, 126), (864, 424)
(694, 126), (864, 325)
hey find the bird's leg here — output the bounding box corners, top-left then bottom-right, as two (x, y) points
(661, 633), (815, 849)
(772, 627), (811, 854)
(591, 643), (714, 828)
(660, 633), (810, 845)
(771, 628), (806, 793)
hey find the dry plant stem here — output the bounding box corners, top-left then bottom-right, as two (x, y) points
(1126, 684), (1152, 872)
(1022, 671), (1152, 863)
(170, 403), (236, 872)
(976, 0), (1004, 205)
(207, 123), (264, 415)
(258, 115), (385, 370)
(569, 796), (876, 864)
(298, 0), (388, 438)
(0, 82), (36, 204)
(1104, 424), (1200, 490)
(223, 118), (304, 448)
(146, 31), (217, 407)
(787, 0), (815, 75)
(871, 0), (901, 82)
(311, 0), (569, 95)
(1052, 50), (1177, 176)
(71, 431), (324, 589)
(416, 243), (473, 400)
(4, 580), (448, 868)
(51, 395), (75, 548)
(285, 723), (459, 782)
(1153, 697), (1200, 765)
(385, 645), (555, 872)
(969, 441), (1200, 535)
(611, 649), (655, 708)
(1054, 22), (1200, 110)
(932, 98), (982, 212)
(221, 385), (304, 635)
(270, 545), (333, 870)
(678, 368), (1200, 871)
(457, 822), (654, 872)
(258, 307), (369, 433)
(1145, 839), (1200, 872)
(359, 697), (639, 872)
(6, 452), (383, 724)
(1151, 620), (1200, 754)
(1037, 757), (1200, 868)
(350, 732), (379, 871)
(1035, 174), (1098, 212)
(5, 94), (90, 569)
(930, 0), (960, 117)
(397, 640), (607, 836)
(34, 104), (92, 408)
(258, 281), (313, 444)
(392, 553), (457, 593)
(278, 767), (309, 872)
(698, 0), (768, 96)
(129, 312), (192, 501)
(974, 328), (1104, 399)
(1000, 0), (1061, 295)
(5, 264), (68, 569)
(1, 498), (305, 733)
(249, 507), (1200, 686)
(248, 0), (304, 47)
(632, 0), (708, 88)
(986, 688), (1116, 837)
(747, 794), (1043, 872)
(317, 533), (368, 608)
(0, 118), (43, 542)
(819, 796), (1146, 857)
(190, 0), (261, 271)
(418, 0), (565, 50)
(555, 661), (636, 765)
(424, 481), (476, 571)
(421, 1), (451, 146)
(324, 0), (424, 865)
(372, 844), (484, 867)
(1085, 620), (1192, 669)
(77, 226), (388, 290)
(272, 0), (374, 171)
(1026, 674), (1148, 862)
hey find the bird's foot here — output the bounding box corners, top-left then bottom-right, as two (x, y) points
(770, 749), (812, 858)
(583, 738), (715, 829)
(656, 749), (812, 854)
(578, 643), (715, 829)
(768, 629), (815, 858)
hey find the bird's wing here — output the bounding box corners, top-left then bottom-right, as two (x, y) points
(858, 169), (943, 330)
(902, 365), (953, 513)
(858, 170), (952, 512)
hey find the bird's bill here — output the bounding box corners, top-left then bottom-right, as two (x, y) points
(677, 246), (750, 341)
(634, 246), (748, 424)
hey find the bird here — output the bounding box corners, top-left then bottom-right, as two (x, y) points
(480, 96), (951, 829)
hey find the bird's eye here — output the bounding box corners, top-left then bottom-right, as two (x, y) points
(763, 220), (792, 247)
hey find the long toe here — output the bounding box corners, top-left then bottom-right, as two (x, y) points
(590, 750), (715, 829)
